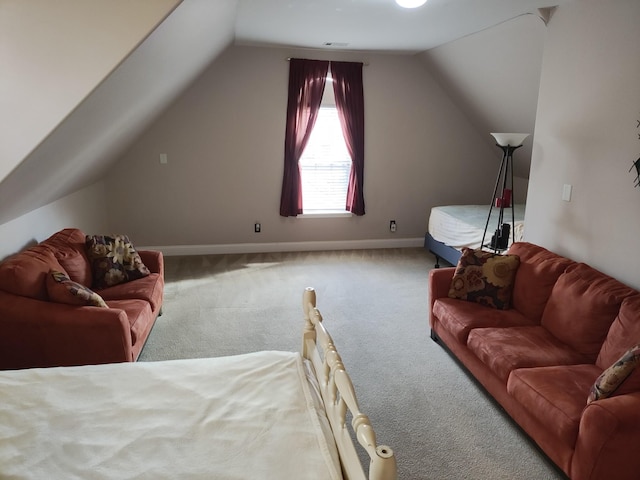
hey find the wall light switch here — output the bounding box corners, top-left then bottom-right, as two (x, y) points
(562, 184), (572, 202)
(159, 153), (168, 164)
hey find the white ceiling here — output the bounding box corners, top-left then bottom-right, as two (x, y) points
(235, 0), (562, 53)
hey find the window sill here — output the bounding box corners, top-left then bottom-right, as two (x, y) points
(298, 212), (353, 219)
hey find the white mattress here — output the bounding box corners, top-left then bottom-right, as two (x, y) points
(0, 351), (342, 480)
(428, 204), (525, 250)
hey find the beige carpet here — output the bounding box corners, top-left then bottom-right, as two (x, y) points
(139, 248), (565, 480)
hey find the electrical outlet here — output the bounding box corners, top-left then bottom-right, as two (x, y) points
(390, 220), (397, 233)
(254, 223), (261, 233)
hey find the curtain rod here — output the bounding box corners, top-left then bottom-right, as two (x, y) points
(286, 57), (369, 66)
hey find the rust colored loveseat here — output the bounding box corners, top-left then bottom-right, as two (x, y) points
(429, 242), (640, 480)
(0, 228), (164, 369)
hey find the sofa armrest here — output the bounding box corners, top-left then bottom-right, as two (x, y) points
(0, 290), (133, 369)
(428, 267), (455, 329)
(139, 250), (164, 278)
(571, 392), (640, 480)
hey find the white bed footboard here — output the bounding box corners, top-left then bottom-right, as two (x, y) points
(302, 287), (397, 480)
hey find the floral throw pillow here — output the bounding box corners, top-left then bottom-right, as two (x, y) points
(448, 248), (520, 310)
(46, 270), (108, 308)
(587, 344), (640, 404)
(85, 234), (150, 289)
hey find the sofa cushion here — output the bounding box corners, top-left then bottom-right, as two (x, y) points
(507, 364), (600, 448)
(447, 248), (520, 310)
(43, 228), (93, 287)
(46, 270), (108, 308)
(507, 242), (574, 323)
(97, 273), (164, 312)
(0, 246), (63, 301)
(588, 344), (640, 403)
(433, 297), (536, 344)
(86, 234), (150, 289)
(540, 263), (636, 361)
(55, 251), (92, 287)
(467, 326), (588, 382)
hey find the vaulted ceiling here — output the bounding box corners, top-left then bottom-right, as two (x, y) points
(235, 0), (561, 52)
(0, 0), (561, 226)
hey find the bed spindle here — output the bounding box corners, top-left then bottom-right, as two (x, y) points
(302, 287), (397, 480)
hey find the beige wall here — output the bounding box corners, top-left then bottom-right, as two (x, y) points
(0, 182), (108, 261)
(526, 0), (640, 289)
(106, 45), (498, 248)
(0, 0), (179, 183)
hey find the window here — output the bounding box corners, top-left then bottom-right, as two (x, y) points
(280, 58), (364, 217)
(299, 106), (351, 214)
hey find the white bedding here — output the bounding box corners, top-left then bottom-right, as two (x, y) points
(428, 204), (525, 250)
(0, 351), (342, 480)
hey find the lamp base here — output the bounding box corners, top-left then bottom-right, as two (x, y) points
(489, 223), (511, 251)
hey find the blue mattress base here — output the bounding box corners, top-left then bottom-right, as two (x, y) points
(424, 233), (461, 268)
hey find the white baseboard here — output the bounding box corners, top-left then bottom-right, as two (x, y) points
(140, 237), (425, 256)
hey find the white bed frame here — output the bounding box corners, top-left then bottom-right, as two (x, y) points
(302, 287), (397, 480)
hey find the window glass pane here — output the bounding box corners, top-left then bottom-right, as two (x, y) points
(299, 107), (351, 213)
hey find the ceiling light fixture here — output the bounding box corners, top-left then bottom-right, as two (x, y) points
(395, 0), (427, 8)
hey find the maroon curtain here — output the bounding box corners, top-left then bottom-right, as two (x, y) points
(279, 59), (329, 216)
(331, 61), (365, 215)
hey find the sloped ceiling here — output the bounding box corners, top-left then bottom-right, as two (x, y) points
(0, 0), (180, 182)
(0, 0), (236, 225)
(420, 13), (549, 179)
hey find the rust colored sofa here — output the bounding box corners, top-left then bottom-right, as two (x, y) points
(429, 242), (640, 480)
(0, 228), (164, 369)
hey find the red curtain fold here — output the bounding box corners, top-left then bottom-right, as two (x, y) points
(279, 59), (329, 217)
(331, 61), (365, 216)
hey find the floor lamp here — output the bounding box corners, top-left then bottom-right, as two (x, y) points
(481, 133), (529, 252)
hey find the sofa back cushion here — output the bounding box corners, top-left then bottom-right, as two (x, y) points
(597, 294), (640, 369)
(0, 246), (63, 300)
(541, 263), (636, 360)
(43, 228), (92, 287)
(507, 242), (574, 322)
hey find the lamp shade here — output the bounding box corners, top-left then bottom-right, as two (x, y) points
(490, 133), (529, 147)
